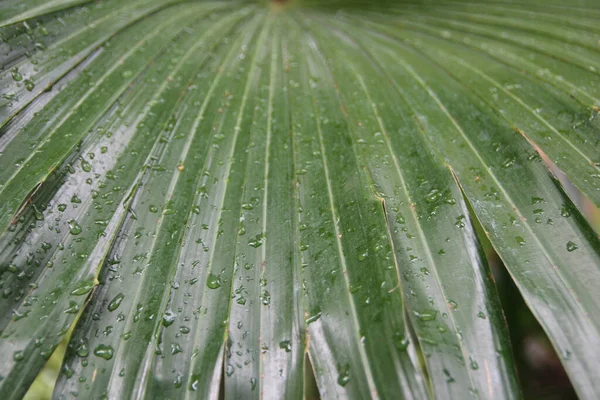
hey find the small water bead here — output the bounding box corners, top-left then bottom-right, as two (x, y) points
(393, 333), (409, 351)
(447, 300), (459, 311)
(171, 343), (183, 355)
(396, 213), (406, 224)
(107, 293), (125, 311)
(64, 300), (80, 314)
(248, 233), (264, 248)
(189, 375), (200, 391)
(33, 206), (44, 221)
(68, 220), (82, 235)
(11, 68), (23, 81)
(357, 250), (368, 261)
(179, 326), (190, 334)
(306, 312), (322, 325)
(24, 80), (35, 91)
(81, 159), (92, 172)
(206, 273), (221, 289)
(76, 340), (89, 357)
(566, 241), (578, 252)
(337, 365), (350, 387)
(71, 281), (95, 295)
(13, 350), (25, 361)
(414, 309), (437, 322)
(279, 340), (292, 352)
(93, 344), (114, 360)
(260, 290), (271, 306)
(454, 215), (466, 228)
(226, 364), (235, 376)
(469, 357), (479, 370)
(162, 310), (176, 326)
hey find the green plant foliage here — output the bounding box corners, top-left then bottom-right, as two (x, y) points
(1, 0), (599, 398)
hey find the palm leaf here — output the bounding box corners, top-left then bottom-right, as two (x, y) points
(0, 0), (599, 399)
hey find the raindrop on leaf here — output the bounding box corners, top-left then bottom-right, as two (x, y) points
(107, 293), (125, 311)
(68, 220), (82, 235)
(206, 273), (221, 289)
(93, 344), (114, 360)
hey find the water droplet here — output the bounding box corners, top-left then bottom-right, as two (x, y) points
(443, 368), (455, 383)
(425, 189), (442, 203)
(68, 220), (82, 235)
(189, 374), (200, 391)
(470, 357), (479, 370)
(108, 293), (125, 311)
(149, 205), (159, 213)
(163, 310), (176, 326)
(71, 281), (95, 295)
(447, 300), (459, 311)
(260, 290), (271, 305)
(248, 233), (264, 248)
(396, 213), (406, 224)
(306, 311), (322, 324)
(337, 365), (350, 387)
(81, 159), (92, 172)
(24, 80), (35, 91)
(171, 343), (183, 355)
(279, 340), (292, 352)
(349, 284), (361, 294)
(206, 273), (221, 289)
(357, 250), (368, 261)
(393, 333), (409, 351)
(64, 300), (80, 314)
(76, 340), (89, 357)
(515, 236), (526, 247)
(11, 68), (23, 81)
(566, 241), (578, 252)
(414, 309), (437, 322)
(93, 344), (114, 360)
(57, 203), (67, 212)
(13, 350), (25, 361)
(502, 157), (515, 168)
(560, 205), (571, 218)
(32, 205), (44, 221)
(454, 215), (466, 228)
